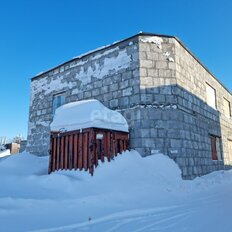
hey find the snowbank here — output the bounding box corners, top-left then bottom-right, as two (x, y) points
(1, 151), (232, 232)
(0, 149), (10, 158)
(0, 151), (181, 199)
(50, 99), (128, 132)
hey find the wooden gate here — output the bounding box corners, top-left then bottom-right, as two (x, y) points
(48, 128), (129, 175)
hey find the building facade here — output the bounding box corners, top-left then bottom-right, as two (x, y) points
(27, 32), (232, 179)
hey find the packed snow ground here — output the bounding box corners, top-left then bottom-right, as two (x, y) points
(0, 151), (232, 232)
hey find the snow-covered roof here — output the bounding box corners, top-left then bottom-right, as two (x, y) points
(50, 100), (129, 133)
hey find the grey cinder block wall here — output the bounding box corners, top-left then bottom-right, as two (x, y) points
(27, 32), (232, 179)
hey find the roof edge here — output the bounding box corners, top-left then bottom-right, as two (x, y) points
(31, 32), (231, 95)
(31, 32), (175, 81)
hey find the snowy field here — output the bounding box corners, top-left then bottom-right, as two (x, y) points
(0, 151), (232, 232)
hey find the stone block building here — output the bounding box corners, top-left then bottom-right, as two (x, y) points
(27, 32), (232, 179)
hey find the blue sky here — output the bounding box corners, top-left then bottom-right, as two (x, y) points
(0, 0), (231, 140)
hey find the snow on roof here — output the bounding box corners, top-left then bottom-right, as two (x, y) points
(140, 36), (163, 49)
(50, 99), (129, 132)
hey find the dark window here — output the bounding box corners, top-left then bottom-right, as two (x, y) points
(210, 135), (222, 161)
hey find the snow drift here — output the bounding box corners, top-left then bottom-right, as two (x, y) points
(0, 149), (10, 158)
(1, 151), (232, 232)
(0, 151), (181, 200)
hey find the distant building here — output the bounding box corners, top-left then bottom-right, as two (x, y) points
(6, 143), (20, 154)
(27, 32), (232, 179)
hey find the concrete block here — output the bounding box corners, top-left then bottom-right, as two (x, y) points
(171, 139), (182, 148)
(122, 87), (133, 96)
(156, 61), (168, 69)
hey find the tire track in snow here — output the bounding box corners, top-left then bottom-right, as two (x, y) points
(31, 205), (193, 232)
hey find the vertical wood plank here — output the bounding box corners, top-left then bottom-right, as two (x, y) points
(100, 139), (104, 163)
(73, 134), (78, 170)
(106, 131), (110, 162)
(78, 133), (83, 170)
(118, 139), (120, 154)
(120, 139), (123, 154)
(122, 139), (125, 151)
(88, 130), (94, 175)
(52, 137), (57, 172)
(103, 131), (107, 161)
(87, 132), (89, 171)
(94, 131), (98, 167)
(69, 135), (73, 170)
(48, 135), (53, 174)
(64, 135), (69, 170)
(88, 131), (92, 175)
(109, 131), (113, 159)
(83, 132), (88, 171)
(96, 140), (100, 163)
(113, 133), (116, 155)
(60, 136), (64, 170)
(56, 136), (60, 170)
